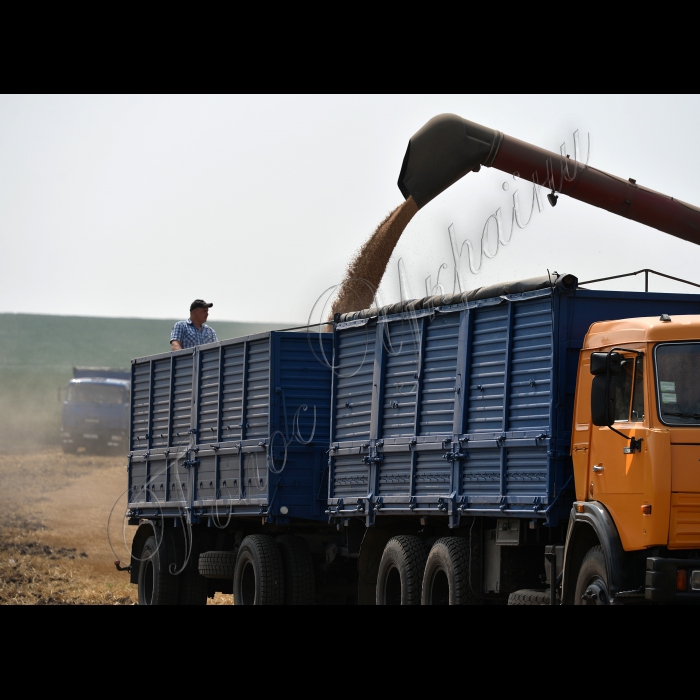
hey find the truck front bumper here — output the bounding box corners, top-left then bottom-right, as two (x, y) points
(646, 557), (700, 603)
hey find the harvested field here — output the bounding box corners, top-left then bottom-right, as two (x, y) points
(0, 449), (231, 604)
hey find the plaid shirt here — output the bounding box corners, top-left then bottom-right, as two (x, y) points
(170, 319), (218, 349)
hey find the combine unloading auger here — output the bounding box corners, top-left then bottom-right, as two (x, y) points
(398, 113), (700, 245)
(332, 113), (700, 319)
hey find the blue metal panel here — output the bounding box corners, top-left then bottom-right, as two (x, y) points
(418, 314), (460, 435)
(461, 447), (501, 499)
(128, 458), (148, 504)
(197, 348), (220, 443)
(466, 304), (509, 435)
(195, 454), (217, 500)
(334, 325), (376, 441)
(219, 343), (244, 442)
(380, 320), (420, 438)
(277, 334), (332, 446)
(245, 338), (270, 440)
(508, 298), (553, 433)
(332, 452), (369, 499)
(168, 458), (189, 503)
(170, 354), (194, 449)
(504, 445), (548, 497)
(414, 450), (452, 495)
(130, 363), (150, 448)
(378, 451), (412, 495)
(150, 358), (171, 449)
(218, 453), (241, 500)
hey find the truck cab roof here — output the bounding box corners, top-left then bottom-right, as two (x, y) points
(69, 377), (130, 389)
(585, 315), (700, 348)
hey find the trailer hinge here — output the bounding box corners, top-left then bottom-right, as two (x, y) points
(187, 428), (198, 435)
(183, 459), (200, 469)
(362, 454), (384, 465)
(547, 450), (568, 460)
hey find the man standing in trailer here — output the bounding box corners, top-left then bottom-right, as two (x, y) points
(170, 300), (218, 350)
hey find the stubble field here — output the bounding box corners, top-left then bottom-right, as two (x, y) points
(0, 448), (234, 604)
(0, 313), (290, 604)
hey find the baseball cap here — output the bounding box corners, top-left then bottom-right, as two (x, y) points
(190, 299), (214, 311)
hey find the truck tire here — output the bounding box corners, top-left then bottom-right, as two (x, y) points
(422, 537), (478, 605)
(137, 534), (180, 605)
(177, 571), (208, 605)
(276, 535), (314, 605)
(199, 551), (236, 579)
(233, 535), (284, 605)
(508, 589), (551, 605)
(574, 545), (610, 605)
(376, 536), (429, 605)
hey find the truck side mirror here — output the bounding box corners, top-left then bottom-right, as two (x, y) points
(590, 351), (622, 426)
(590, 351), (622, 377)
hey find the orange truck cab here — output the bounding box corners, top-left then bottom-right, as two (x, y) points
(565, 314), (700, 603)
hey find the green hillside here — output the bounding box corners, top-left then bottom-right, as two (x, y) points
(0, 314), (295, 450)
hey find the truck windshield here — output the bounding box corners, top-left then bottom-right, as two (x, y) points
(67, 384), (126, 405)
(655, 343), (700, 425)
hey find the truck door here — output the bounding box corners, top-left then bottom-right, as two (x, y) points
(588, 353), (646, 549)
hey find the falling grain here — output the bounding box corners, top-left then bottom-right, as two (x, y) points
(331, 196), (418, 318)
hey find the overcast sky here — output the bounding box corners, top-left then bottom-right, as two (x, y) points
(3, 94), (700, 324)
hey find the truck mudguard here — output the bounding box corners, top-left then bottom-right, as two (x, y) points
(561, 502), (642, 603)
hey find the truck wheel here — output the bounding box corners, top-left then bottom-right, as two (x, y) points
(376, 536), (429, 605)
(508, 589), (551, 605)
(199, 550), (236, 579)
(276, 535), (314, 605)
(421, 538), (477, 605)
(177, 572), (208, 605)
(233, 535), (284, 605)
(574, 545), (610, 605)
(137, 535), (180, 605)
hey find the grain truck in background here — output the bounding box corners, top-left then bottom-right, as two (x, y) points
(121, 115), (700, 604)
(60, 367), (130, 454)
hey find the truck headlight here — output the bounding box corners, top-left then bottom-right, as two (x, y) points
(692, 570), (700, 591)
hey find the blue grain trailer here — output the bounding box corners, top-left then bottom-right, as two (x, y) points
(328, 274), (700, 604)
(126, 330), (336, 604)
(124, 274), (700, 605)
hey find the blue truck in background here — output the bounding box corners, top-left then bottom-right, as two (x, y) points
(60, 367), (130, 454)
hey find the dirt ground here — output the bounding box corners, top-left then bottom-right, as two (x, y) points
(0, 449), (231, 605)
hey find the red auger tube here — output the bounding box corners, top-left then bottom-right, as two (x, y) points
(397, 113), (700, 247)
